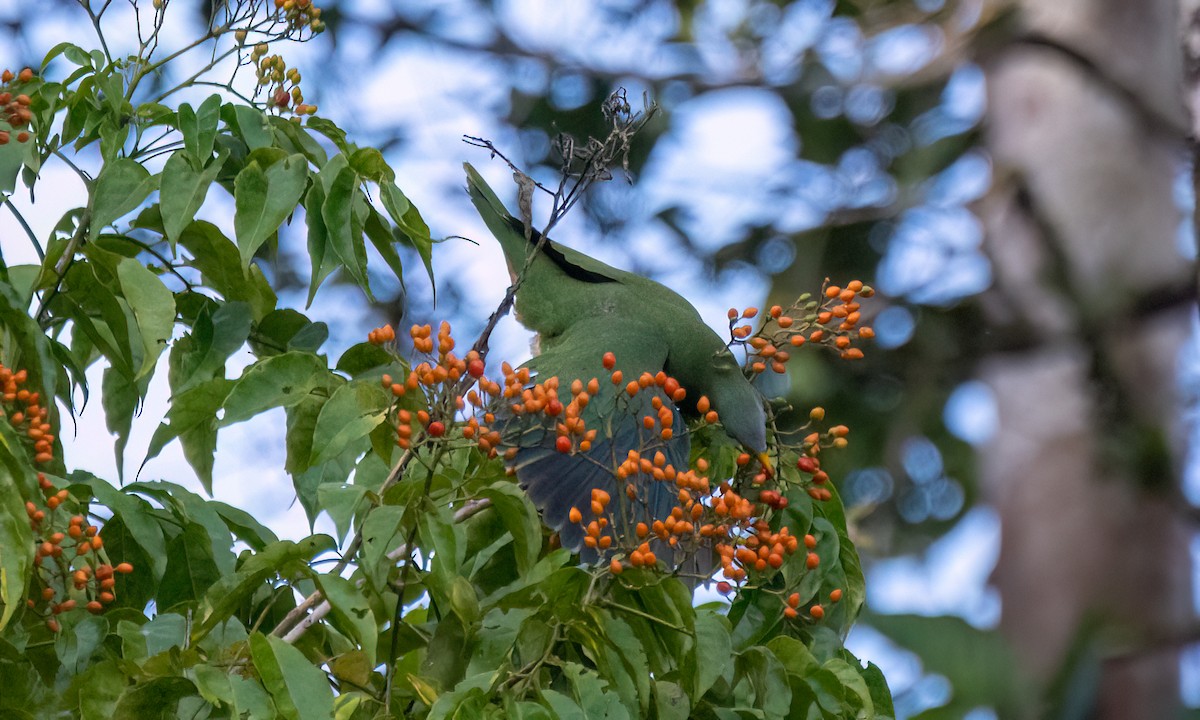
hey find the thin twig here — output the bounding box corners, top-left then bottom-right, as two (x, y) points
(277, 498), (493, 644)
(3, 198), (43, 261)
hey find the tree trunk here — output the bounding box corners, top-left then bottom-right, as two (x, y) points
(977, 1), (1193, 716)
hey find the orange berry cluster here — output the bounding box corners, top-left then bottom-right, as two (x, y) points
(367, 324), (396, 345)
(792, 407), (848, 503)
(784, 586), (843, 620)
(251, 45), (316, 116)
(1, 364), (54, 464)
(730, 278), (875, 373)
(0, 67), (35, 146)
(273, 0), (325, 34)
(379, 322), (495, 452)
(26, 484), (133, 631)
(2, 361), (133, 632)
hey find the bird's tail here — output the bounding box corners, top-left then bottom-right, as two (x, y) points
(500, 389), (714, 589)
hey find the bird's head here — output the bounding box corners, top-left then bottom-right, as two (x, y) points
(706, 348), (772, 475)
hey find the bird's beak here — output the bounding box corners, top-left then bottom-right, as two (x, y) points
(757, 451), (774, 477)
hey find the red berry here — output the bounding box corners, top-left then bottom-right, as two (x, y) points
(555, 436), (571, 453)
(467, 359), (485, 378)
(545, 400), (563, 417)
(796, 457), (817, 474)
(716, 581), (732, 594)
(602, 352), (616, 370)
(427, 421), (445, 437)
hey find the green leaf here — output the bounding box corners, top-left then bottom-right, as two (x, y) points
(43, 41), (94, 69)
(310, 380), (388, 465)
(335, 341), (392, 377)
(250, 632), (335, 720)
(90, 158), (156, 239)
(74, 471), (168, 578)
(144, 378), (232, 493)
(160, 146), (227, 246)
(690, 609), (733, 698)
(193, 535), (334, 641)
(101, 366), (141, 480)
(321, 166), (371, 297)
(0, 117), (33, 195)
(358, 504), (405, 593)
(363, 207), (407, 290)
(210, 500), (279, 551)
(168, 300), (252, 395)
(251, 308), (327, 357)
(736, 647), (792, 719)
(112, 677), (198, 719)
(315, 574), (378, 663)
(348, 148), (393, 182)
(156, 522), (223, 611)
(116, 257), (175, 379)
(449, 576), (481, 624)
(232, 105), (276, 150)
(304, 180), (334, 307)
(477, 482), (541, 575)
(0, 423), (36, 632)
(316, 484), (367, 542)
(234, 154), (309, 266)
(125, 480), (237, 574)
(268, 116), (328, 167)
(178, 94), (221, 162)
(179, 222), (278, 320)
(222, 351), (332, 426)
(654, 681), (690, 720)
(381, 182), (435, 291)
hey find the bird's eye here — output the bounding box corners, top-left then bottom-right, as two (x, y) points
(712, 349), (738, 370)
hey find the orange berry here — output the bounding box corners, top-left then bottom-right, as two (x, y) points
(568, 507), (582, 524)
(743, 307), (758, 319)
(806, 553), (819, 569)
(602, 352), (616, 370)
(115, 562), (134, 574)
(784, 607), (798, 619)
(824, 286), (840, 298)
(610, 558), (623, 575)
(810, 605), (825, 620)
(804, 534), (817, 549)
(555, 436), (572, 453)
(829, 588), (843, 603)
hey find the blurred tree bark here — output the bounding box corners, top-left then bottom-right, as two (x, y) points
(977, 0), (1193, 716)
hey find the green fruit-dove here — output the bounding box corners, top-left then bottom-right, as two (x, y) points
(464, 163), (771, 556)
